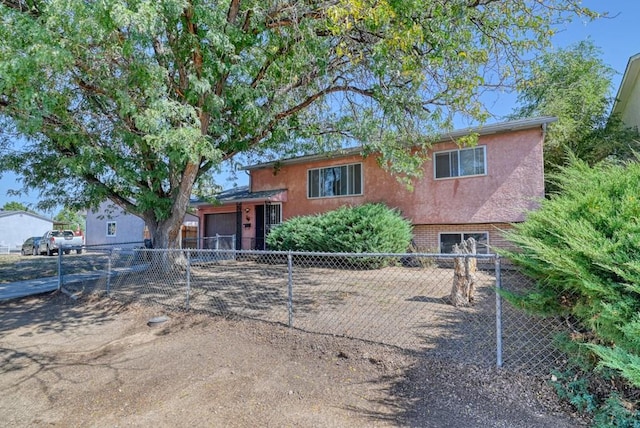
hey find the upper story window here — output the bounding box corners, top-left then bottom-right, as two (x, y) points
(308, 163), (363, 198)
(434, 146), (486, 179)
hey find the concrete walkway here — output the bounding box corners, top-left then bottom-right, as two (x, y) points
(0, 264), (150, 302)
(0, 276), (60, 301)
(1, 272), (112, 301)
(0, 271), (107, 302)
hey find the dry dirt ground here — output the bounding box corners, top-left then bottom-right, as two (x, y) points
(0, 291), (589, 428)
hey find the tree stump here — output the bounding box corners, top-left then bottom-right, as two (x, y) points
(450, 237), (478, 307)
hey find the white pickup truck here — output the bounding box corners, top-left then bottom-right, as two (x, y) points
(39, 230), (84, 255)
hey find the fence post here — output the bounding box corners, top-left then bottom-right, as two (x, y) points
(106, 249), (112, 295)
(215, 233), (220, 250)
(186, 250), (191, 311)
(287, 251), (294, 327)
(495, 254), (503, 369)
(57, 249), (63, 291)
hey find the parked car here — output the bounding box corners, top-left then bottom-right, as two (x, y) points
(38, 230), (84, 256)
(21, 236), (42, 256)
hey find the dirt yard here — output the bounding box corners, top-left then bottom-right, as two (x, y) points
(0, 291), (588, 427)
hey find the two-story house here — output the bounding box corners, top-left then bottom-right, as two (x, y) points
(193, 117), (554, 253)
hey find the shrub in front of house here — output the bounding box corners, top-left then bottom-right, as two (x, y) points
(266, 203), (413, 266)
(500, 159), (640, 423)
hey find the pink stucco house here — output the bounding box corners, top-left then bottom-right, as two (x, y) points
(193, 117), (554, 253)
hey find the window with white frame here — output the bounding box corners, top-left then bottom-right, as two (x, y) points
(106, 221), (117, 237)
(439, 232), (489, 254)
(434, 146), (486, 179)
(308, 163), (362, 198)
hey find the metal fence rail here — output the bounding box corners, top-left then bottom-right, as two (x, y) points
(58, 248), (567, 374)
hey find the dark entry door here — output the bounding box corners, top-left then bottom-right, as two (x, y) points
(254, 203), (282, 250)
(255, 205), (265, 250)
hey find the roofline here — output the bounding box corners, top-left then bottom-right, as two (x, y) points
(0, 210), (53, 223)
(243, 116), (556, 171)
(612, 53), (640, 115)
(190, 188), (287, 206)
(192, 197), (281, 205)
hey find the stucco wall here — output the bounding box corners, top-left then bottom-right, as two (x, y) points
(249, 127), (545, 225)
(0, 212), (53, 252)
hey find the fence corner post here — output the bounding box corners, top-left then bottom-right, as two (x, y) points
(287, 251), (294, 327)
(495, 254), (503, 369)
(57, 249), (63, 291)
(106, 249), (112, 296)
(186, 250), (191, 311)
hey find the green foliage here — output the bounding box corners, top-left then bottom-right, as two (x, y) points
(592, 393), (640, 428)
(550, 361), (640, 428)
(510, 41), (640, 193)
(551, 367), (640, 426)
(54, 207), (86, 233)
(0, 1), (598, 246)
(501, 159), (640, 390)
(551, 369), (598, 413)
(266, 203), (412, 261)
(1, 201), (30, 212)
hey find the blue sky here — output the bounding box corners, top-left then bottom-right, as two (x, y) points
(1, 0), (639, 215)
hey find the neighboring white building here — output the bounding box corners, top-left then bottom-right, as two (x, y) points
(86, 200), (199, 248)
(612, 53), (640, 129)
(0, 210), (53, 253)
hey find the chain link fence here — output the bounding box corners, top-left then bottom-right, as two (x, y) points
(57, 248), (568, 375)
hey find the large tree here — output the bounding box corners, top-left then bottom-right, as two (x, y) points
(510, 40), (640, 191)
(1, 201), (30, 211)
(54, 206), (86, 233)
(0, 0), (596, 248)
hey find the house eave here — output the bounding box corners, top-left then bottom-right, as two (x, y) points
(612, 53), (640, 116)
(0, 210), (53, 223)
(190, 187), (287, 207)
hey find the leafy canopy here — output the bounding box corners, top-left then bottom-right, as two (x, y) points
(54, 207), (86, 233)
(0, 0), (597, 246)
(510, 40), (640, 191)
(1, 201), (30, 212)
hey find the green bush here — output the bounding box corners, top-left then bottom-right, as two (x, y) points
(266, 203), (413, 258)
(500, 159), (640, 424)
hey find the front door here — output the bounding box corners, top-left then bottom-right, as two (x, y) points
(255, 205), (265, 250)
(254, 203), (282, 250)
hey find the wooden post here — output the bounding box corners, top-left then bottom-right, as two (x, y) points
(450, 237), (477, 307)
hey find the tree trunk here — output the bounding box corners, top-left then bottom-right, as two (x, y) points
(449, 237), (477, 307)
(142, 161), (200, 250)
(132, 162), (200, 273)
